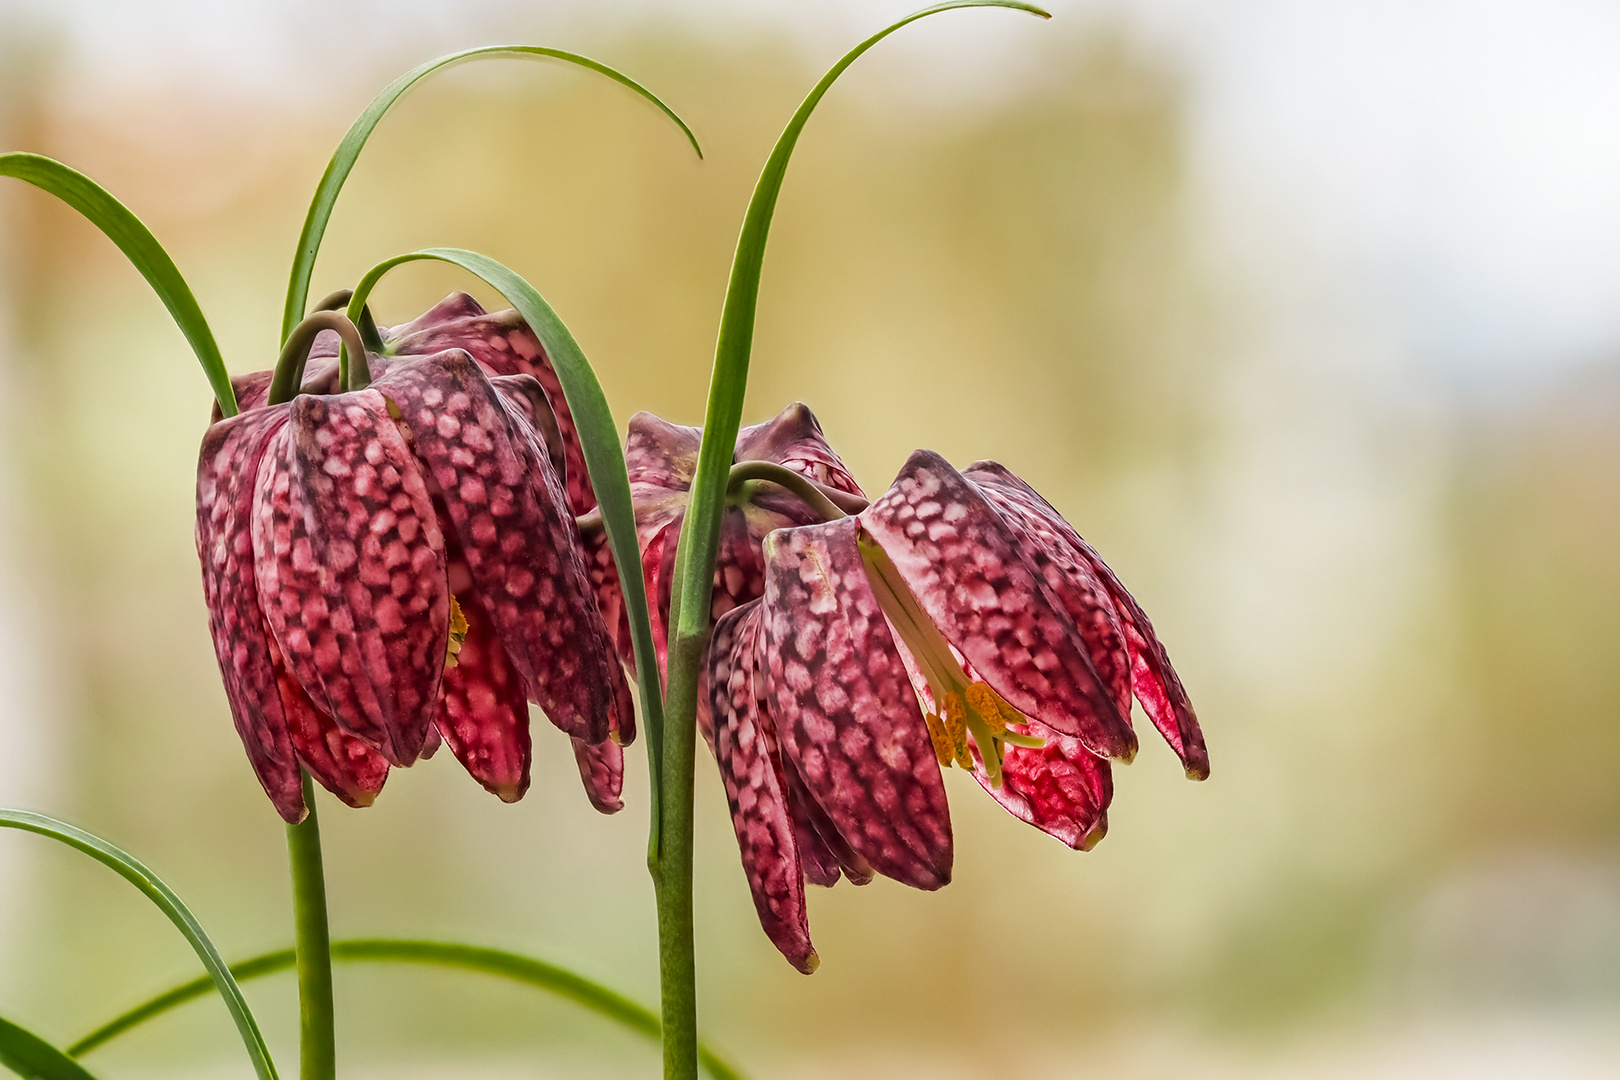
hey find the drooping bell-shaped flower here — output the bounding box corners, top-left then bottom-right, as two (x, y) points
(707, 449), (1207, 972)
(197, 306), (632, 823)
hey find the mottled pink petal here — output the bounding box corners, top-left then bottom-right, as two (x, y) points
(712, 512), (766, 622)
(490, 374), (566, 482)
(572, 736), (624, 814)
(974, 722), (1111, 850)
(963, 460), (1207, 780)
(267, 623), (390, 809)
(387, 293), (595, 514)
(761, 518), (953, 890)
(214, 356), (338, 420)
(624, 411), (701, 490)
(782, 755), (873, 886)
(372, 351), (622, 745)
(436, 545), (531, 802)
(196, 405), (305, 822)
(736, 402), (864, 497)
(709, 600), (817, 972)
(965, 465), (1132, 717)
(858, 451), (1137, 763)
(254, 390), (448, 765)
(643, 516), (683, 681)
(582, 526), (636, 670)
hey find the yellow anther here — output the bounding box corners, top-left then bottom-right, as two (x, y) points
(965, 683), (1008, 736)
(942, 690), (973, 770)
(446, 594), (469, 668)
(922, 711), (954, 768)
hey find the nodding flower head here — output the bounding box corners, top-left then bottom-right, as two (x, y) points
(706, 448), (1206, 973)
(196, 296), (633, 823)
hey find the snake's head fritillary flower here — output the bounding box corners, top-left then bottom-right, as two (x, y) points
(196, 308), (632, 823)
(582, 402), (866, 679)
(707, 450), (1206, 972)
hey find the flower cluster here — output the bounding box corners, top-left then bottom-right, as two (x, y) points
(195, 294), (1205, 973)
(590, 403), (1207, 972)
(196, 295), (631, 822)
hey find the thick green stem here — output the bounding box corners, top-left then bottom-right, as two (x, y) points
(653, 630), (704, 1080)
(286, 773), (336, 1080)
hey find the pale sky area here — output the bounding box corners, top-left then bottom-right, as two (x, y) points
(7, 0), (1620, 388)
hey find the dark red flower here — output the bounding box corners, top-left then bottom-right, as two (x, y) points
(707, 449), (1207, 972)
(196, 301), (632, 823)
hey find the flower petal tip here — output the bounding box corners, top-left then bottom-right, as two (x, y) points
(798, 950), (821, 976)
(1079, 820), (1108, 852)
(1185, 760), (1210, 782)
(493, 784), (524, 804)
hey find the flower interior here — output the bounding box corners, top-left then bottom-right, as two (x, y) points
(855, 527), (1045, 787)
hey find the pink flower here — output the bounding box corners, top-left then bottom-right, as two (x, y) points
(707, 449), (1206, 972)
(196, 300), (631, 823)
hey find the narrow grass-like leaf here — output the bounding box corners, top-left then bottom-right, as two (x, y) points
(281, 46), (702, 342)
(0, 1015), (101, 1080)
(0, 153), (237, 417)
(0, 810), (279, 1080)
(672, 0), (1049, 646)
(68, 939), (745, 1080)
(345, 250), (665, 833)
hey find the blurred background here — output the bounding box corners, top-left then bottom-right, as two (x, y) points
(1, 0), (1618, 1076)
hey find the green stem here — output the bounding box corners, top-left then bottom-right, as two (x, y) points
(653, 9), (1049, 1077)
(286, 773), (336, 1080)
(312, 289), (385, 353)
(725, 460), (866, 520)
(267, 310), (369, 406)
(653, 631), (704, 1080)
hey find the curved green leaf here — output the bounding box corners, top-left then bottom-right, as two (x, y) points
(344, 249), (666, 844)
(672, 0), (1050, 646)
(69, 939), (745, 1080)
(282, 46), (703, 342)
(0, 810), (278, 1080)
(0, 153), (237, 417)
(0, 1015), (101, 1080)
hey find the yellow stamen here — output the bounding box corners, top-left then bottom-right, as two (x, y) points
(446, 594), (469, 668)
(922, 710), (954, 767)
(941, 690), (973, 770)
(965, 683), (1008, 736)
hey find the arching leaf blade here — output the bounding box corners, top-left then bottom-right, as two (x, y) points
(345, 249), (666, 842)
(69, 939), (746, 1080)
(0, 1015), (102, 1080)
(673, 0), (1050, 644)
(282, 45), (702, 342)
(0, 810), (278, 1080)
(0, 153), (237, 417)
